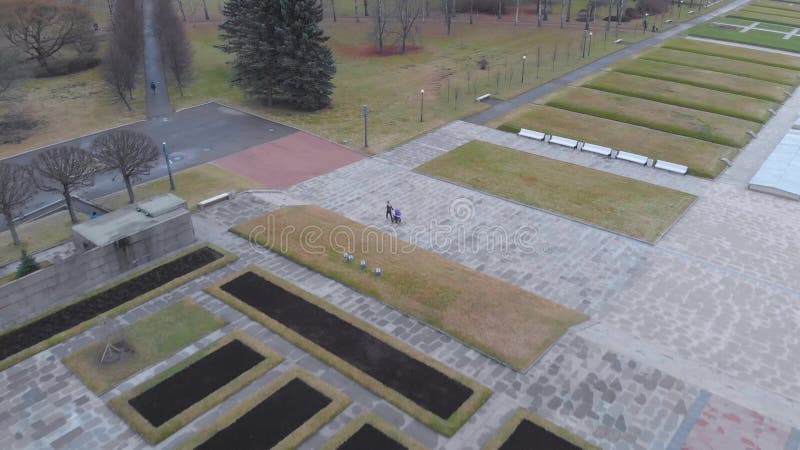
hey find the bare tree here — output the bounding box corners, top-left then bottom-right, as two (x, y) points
(32, 146), (98, 224)
(155, 0), (193, 95)
(1, 0), (96, 73)
(372, 0), (391, 52)
(515, 0), (520, 25)
(0, 163), (35, 246)
(175, 0), (187, 21)
(365, 0), (369, 16)
(355, 0), (360, 22)
(497, 0), (502, 19)
(200, 0), (210, 20)
(105, 0), (143, 109)
(469, 0), (474, 24)
(566, 0), (572, 21)
(331, 0), (337, 21)
(396, 0), (421, 53)
(106, 0), (116, 27)
(92, 130), (159, 204)
(442, 0), (452, 34)
(0, 47), (28, 102)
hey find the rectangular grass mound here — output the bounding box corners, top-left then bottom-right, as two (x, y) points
(641, 48), (800, 85)
(321, 413), (428, 450)
(109, 331), (282, 445)
(546, 87), (759, 147)
(63, 298), (227, 394)
(666, 36), (800, 65)
(614, 59), (790, 102)
(229, 206), (587, 372)
(207, 266), (492, 436)
(585, 71), (777, 123)
(687, 24), (800, 54)
(0, 244), (234, 372)
(416, 141), (696, 243)
(495, 104), (736, 178)
(483, 408), (600, 450)
(179, 368), (350, 450)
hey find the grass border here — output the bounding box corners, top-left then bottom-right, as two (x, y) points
(482, 408), (601, 450)
(205, 266), (492, 437)
(662, 40), (800, 70)
(639, 53), (798, 86)
(320, 412), (428, 450)
(62, 298), (228, 394)
(0, 243), (236, 372)
(178, 367), (350, 450)
(108, 331), (283, 445)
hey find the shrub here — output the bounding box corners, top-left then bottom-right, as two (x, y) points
(15, 250), (40, 279)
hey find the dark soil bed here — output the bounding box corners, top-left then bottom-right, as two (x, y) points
(197, 377), (331, 449)
(221, 272), (474, 420)
(129, 339), (264, 427)
(499, 419), (581, 450)
(0, 247), (222, 361)
(339, 424), (407, 450)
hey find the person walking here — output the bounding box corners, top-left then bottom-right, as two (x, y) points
(150, 81), (157, 95)
(385, 201), (393, 221)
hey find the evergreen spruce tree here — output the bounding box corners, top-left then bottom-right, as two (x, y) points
(276, 0), (336, 110)
(15, 249), (40, 279)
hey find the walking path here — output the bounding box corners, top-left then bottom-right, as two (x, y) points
(465, 0), (752, 125)
(142, 0), (173, 119)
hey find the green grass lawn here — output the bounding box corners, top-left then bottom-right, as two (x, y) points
(687, 24), (800, 53)
(614, 59), (790, 101)
(0, 211), (87, 268)
(231, 205), (587, 371)
(417, 141), (696, 242)
(743, 4), (800, 19)
(63, 299), (227, 394)
(95, 163), (263, 211)
(584, 71), (776, 122)
(493, 104), (736, 178)
(640, 48), (800, 85)
(663, 37), (800, 69)
(753, 0), (800, 12)
(546, 87), (758, 147)
(729, 9), (800, 27)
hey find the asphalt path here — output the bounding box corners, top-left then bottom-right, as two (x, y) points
(143, 0), (173, 118)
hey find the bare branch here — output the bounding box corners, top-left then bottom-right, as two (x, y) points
(31, 146), (98, 223)
(156, 0), (193, 95)
(0, 163), (35, 246)
(92, 130), (159, 204)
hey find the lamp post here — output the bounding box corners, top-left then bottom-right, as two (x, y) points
(521, 55), (527, 84)
(587, 32), (593, 57)
(677, 0), (683, 20)
(161, 142), (175, 191)
(419, 89), (424, 122)
(644, 12), (649, 33)
(362, 105), (368, 148)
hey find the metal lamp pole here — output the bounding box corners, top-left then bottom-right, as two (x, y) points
(419, 89), (424, 122)
(521, 55), (526, 84)
(162, 142), (175, 191)
(362, 105), (368, 148)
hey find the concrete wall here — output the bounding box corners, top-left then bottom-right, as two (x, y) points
(0, 210), (195, 331)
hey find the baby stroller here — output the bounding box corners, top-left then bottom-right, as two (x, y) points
(392, 208), (402, 224)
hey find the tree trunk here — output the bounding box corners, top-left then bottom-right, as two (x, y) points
(3, 211), (20, 246)
(515, 0), (520, 25)
(176, 0), (186, 21)
(497, 0), (502, 19)
(64, 191), (78, 224)
(364, 0), (369, 15)
(607, 0), (611, 31)
(566, 0), (572, 21)
(560, 0), (564, 27)
(543, 0), (549, 20)
(124, 175), (136, 204)
(266, 79), (273, 106)
(469, 0), (473, 24)
(201, 0), (210, 20)
(537, 0), (542, 26)
(355, 0), (359, 22)
(331, 0), (337, 21)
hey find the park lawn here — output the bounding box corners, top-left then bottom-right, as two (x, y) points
(546, 87), (759, 147)
(95, 163), (263, 211)
(0, 211), (86, 268)
(172, 20), (646, 155)
(663, 37), (800, 69)
(416, 141), (696, 242)
(231, 205), (587, 371)
(742, 5), (800, 19)
(584, 71), (776, 122)
(493, 104), (736, 178)
(752, 0), (800, 12)
(614, 59), (790, 101)
(687, 25), (800, 53)
(62, 299), (227, 394)
(730, 10), (800, 27)
(641, 48), (800, 85)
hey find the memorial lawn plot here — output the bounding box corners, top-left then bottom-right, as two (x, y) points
(230, 205), (587, 372)
(731, 7), (800, 27)
(181, 369), (349, 450)
(109, 332), (282, 444)
(483, 408), (600, 450)
(0, 245), (233, 371)
(417, 141), (696, 243)
(687, 23), (800, 53)
(494, 105), (736, 178)
(321, 413), (427, 450)
(208, 267), (492, 436)
(63, 299), (227, 394)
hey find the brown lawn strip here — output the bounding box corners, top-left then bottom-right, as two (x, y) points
(662, 38), (800, 70)
(613, 59), (790, 102)
(493, 104), (736, 178)
(640, 48), (800, 85)
(546, 87), (758, 147)
(229, 206), (587, 372)
(483, 408), (600, 450)
(63, 299), (227, 394)
(416, 141), (696, 243)
(585, 71), (776, 123)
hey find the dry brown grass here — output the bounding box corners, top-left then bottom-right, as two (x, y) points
(641, 48), (800, 85)
(663, 38), (800, 70)
(231, 205), (587, 371)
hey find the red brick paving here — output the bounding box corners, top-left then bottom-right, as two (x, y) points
(214, 132), (364, 189)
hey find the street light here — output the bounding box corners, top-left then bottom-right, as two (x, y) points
(521, 55), (527, 84)
(419, 89), (424, 122)
(362, 105), (368, 148)
(678, 0), (684, 20)
(644, 12), (649, 33)
(162, 142), (175, 191)
(587, 32), (593, 57)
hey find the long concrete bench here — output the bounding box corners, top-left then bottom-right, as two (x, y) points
(616, 151), (648, 165)
(518, 128), (546, 141)
(548, 135), (579, 149)
(197, 192), (234, 209)
(581, 142), (613, 157)
(476, 93), (492, 102)
(654, 160), (689, 175)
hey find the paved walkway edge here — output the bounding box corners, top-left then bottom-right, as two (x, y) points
(666, 389), (711, 450)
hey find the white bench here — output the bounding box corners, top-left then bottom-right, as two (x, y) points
(654, 160), (688, 175)
(616, 151), (648, 165)
(581, 142), (613, 157)
(518, 128), (546, 141)
(476, 93), (492, 102)
(548, 135), (579, 149)
(197, 192), (234, 209)
(614, 39), (624, 44)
